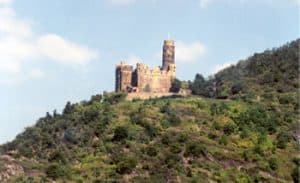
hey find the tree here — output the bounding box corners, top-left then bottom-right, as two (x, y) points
(63, 101), (73, 115)
(90, 94), (103, 103)
(170, 78), (181, 93)
(190, 74), (208, 96)
(231, 82), (244, 95)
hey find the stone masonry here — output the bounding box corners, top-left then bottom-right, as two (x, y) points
(115, 40), (176, 93)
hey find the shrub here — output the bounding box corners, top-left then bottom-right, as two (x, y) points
(170, 143), (182, 154)
(144, 123), (158, 138)
(208, 132), (218, 140)
(146, 146), (158, 157)
(276, 131), (291, 149)
(48, 150), (66, 163)
(223, 123), (236, 135)
(268, 157), (278, 170)
(18, 145), (33, 158)
(161, 134), (170, 145)
(116, 157), (137, 174)
(103, 92), (127, 104)
(185, 142), (206, 157)
(46, 163), (69, 179)
(212, 121), (221, 130)
(240, 127), (250, 139)
(219, 135), (228, 145)
(64, 128), (78, 144)
(165, 153), (181, 168)
(168, 113), (181, 126)
(113, 126), (128, 141)
(278, 94), (295, 105)
(161, 119), (171, 129)
(291, 166), (299, 183)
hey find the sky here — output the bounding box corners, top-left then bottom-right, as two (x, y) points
(0, 0), (299, 144)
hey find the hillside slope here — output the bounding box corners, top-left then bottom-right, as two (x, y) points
(0, 40), (299, 183)
(200, 39), (299, 99)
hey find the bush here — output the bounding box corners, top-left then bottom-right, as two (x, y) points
(168, 113), (181, 126)
(161, 134), (170, 145)
(185, 142), (206, 157)
(46, 163), (69, 179)
(144, 123), (158, 138)
(240, 127), (250, 139)
(268, 157), (278, 170)
(276, 131), (291, 149)
(116, 157), (137, 174)
(234, 106), (277, 133)
(223, 123), (236, 135)
(146, 146), (157, 156)
(113, 126), (128, 141)
(103, 92), (127, 104)
(291, 166), (299, 183)
(208, 132), (218, 140)
(165, 153), (181, 168)
(64, 129), (78, 144)
(18, 145), (33, 158)
(219, 135), (228, 145)
(212, 121), (221, 130)
(170, 143), (182, 154)
(278, 94), (295, 105)
(48, 150), (66, 163)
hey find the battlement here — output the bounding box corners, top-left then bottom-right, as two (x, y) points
(164, 40), (174, 46)
(115, 40), (176, 93)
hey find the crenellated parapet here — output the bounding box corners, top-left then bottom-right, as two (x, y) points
(115, 40), (176, 93)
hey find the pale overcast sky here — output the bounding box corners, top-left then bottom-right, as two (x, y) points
(0, 0), (299, 143)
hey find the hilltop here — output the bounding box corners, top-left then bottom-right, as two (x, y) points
(0, 39), (299, 183)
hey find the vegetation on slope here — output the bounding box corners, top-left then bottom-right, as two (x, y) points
(188, 39), (299, 100)
(0, 39), (299, 183)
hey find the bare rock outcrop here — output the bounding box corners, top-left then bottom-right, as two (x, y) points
(0, 155), (24, 182)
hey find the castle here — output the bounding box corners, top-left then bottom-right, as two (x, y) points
(115, 40), (176, 93)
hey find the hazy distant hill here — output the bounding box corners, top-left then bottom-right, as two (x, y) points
(0, 40), (299, 183)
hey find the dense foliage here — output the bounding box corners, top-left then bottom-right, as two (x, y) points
(189, 39), (299, 100)
(0, 40), (299, 182)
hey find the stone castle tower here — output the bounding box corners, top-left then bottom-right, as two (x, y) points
(115, 40), (176, 93)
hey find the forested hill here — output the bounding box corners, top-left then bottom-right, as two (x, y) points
(0, 40), (299, 183)
(189, 39), (299, 99)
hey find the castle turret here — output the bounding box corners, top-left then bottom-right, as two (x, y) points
(115, 62), (133, 92)
(162, 40), (175, 70)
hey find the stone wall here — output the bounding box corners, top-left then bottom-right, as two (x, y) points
(115, 39), (176, 93)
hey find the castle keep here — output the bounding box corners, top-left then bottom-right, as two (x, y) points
(115, 40), (176, 93)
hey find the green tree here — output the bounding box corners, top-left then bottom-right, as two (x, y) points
(190, 74), (208, 96)
(170, 78), (182, 93)
(63, 101), (73, 115)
